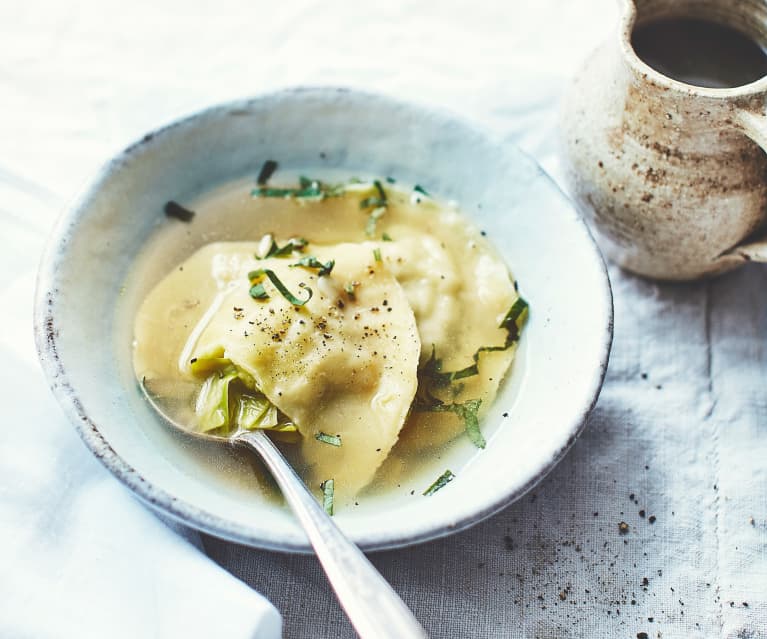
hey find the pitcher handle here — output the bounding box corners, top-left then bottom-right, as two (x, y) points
(723, 108), (767, 262)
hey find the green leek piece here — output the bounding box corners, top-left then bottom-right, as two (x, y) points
(236, 394), (277, 430)
(189, 344), (231, 377)
(194, 367), (238, 434)
(267, 423), (301, 444)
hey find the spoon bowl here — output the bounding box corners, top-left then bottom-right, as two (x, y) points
(140, 377), (428, 639)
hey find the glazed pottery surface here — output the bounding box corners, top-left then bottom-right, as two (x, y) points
(561, 0), (767, 280)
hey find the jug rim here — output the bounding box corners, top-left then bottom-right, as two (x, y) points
(617, 0), (767, 100)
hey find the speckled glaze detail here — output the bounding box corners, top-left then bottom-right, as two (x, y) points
(34, 87), (612, 553)
(561, 0), (767, 281)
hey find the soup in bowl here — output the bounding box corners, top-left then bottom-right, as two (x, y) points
(34, 88), (612, 551)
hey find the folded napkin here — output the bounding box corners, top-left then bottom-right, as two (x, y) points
(0, 216), (282, 638)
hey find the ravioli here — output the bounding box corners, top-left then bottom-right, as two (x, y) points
(135, 240), (421, 501)
(132, 177), (526, 506)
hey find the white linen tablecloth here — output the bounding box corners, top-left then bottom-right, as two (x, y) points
(2, 1), (766, 637)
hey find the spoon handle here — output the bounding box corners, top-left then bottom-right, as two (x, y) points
(236, 430), (428, 639)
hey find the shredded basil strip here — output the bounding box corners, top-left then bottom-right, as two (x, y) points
(413, 184), (430, 196)
(257, 160), (278, 185)
(249, 282), (269, 300)
(423, 469), (456, 496)
(291, 256), (335, 277)
(164, 201), (195, 222)
(417, 396), (485, 448)
(257, 237), (308, 259)
(315, 432), (342, 447)
(247, 269), (312, 306)
(321, 479), (335, 515)
(251, 176), (346, 200)
(424, 296), (529, 386)
(272, 238), (308, 257)
(415, 297), (528, 448)
(252, 187), (295, 198)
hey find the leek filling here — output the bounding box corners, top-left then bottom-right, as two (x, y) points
(191, 348), (298, 442)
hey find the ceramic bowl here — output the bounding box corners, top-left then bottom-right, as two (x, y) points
(34, 87), (613, 552)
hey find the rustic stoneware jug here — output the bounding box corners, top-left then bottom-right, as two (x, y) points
(561, 0), (767, 280)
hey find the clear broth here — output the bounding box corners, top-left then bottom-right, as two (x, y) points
(123, 175), (523, 509)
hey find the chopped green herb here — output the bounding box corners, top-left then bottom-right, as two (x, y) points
(385, 176), (396, 184)
(373, 248), (382, 263)
(423, 469), (456, 496)
(248, 269), (312, 306)
(359, 181), (388, 236)
(411, 184), (433, 205)
(164, 201), (195, 222)
(251, 176), (346, 201)
(500, 296), (530, 341)
(291, 256), (335, 277)
(418, 397), (485, 448)
(249, 283), (269, 300)
(315, 432), (342, 447)
(251, 187), (296, 198)
(423, 296), (529, 386)
(272, 237), (308, 257)
(344, 281), (359, 300)
(257, 236), (308, 259)
(294, 176), (324, 198)
(257, 160), (278, 185)
(365, 207), (386, 237)
(381, 233), (393, 242)
(321, 479), (335, 515)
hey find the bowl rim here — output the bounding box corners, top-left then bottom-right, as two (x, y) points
(34, 86), (613, 553)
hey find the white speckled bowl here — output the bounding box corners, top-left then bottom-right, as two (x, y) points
(34, 88), (612, 552)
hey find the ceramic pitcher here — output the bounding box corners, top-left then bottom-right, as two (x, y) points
(561, 0), (767, 280)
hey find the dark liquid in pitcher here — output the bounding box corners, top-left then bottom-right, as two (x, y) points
(632, 17), (767, 88)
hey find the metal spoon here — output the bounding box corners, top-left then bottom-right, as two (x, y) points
(141, 378), (428, 639)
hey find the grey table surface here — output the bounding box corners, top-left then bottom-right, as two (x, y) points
(4, 1), (766, 637)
